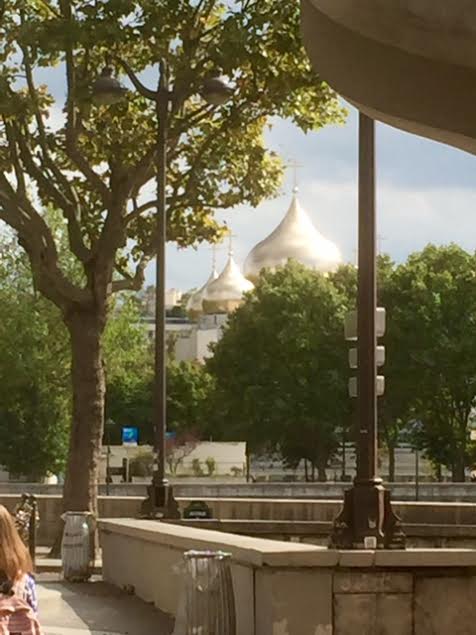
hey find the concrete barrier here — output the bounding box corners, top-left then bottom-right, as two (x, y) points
(99, 518), (476, 635)
(168, 519), (476, 549)
(2, 493), (475, 546)
(2, 481), (476, 501)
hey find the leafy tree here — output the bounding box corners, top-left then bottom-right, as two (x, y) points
(106, 344), (214, 444)
(207, 261), (351, 480)
(0, 239), (70, 479)
(0, 1), (343, 512)
(103, 297), (153, 444)
(387, 245), (476, 481)
(167, 360), (215, 438)
(376, 254), (414, 481)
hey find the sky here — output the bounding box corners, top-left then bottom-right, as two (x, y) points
(163, 105), (476, 292)
(36, 65), (476, 293)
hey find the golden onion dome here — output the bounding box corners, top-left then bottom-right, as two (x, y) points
(244, 189), (342, 282)
(186, 267), (219, 319)
(202, 254), (254, 314)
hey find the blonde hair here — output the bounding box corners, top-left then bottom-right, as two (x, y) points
(0, 505), (33, 582)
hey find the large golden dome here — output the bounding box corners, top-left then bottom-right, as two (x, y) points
(186, 266), (218, 319)
(244, 189), (342, 282)
(202, 254), (254, 314)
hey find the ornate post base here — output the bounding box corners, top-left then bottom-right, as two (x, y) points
(141, 481), (181, 520)
(330, 480), (406, 549)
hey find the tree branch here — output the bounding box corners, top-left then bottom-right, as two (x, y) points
(60, 0), (110, 204)
(0, 174), (90, 309)
(124, 199), (158, 224)
(3, 122), (26, 198)
(10, 121), (91, 263)
(127, 145), (157, 197)
(114, 56), (157, 101)
(110, 252), (152, 293)
(19, 36), (91, 262)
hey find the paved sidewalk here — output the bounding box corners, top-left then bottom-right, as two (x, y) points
(37, 574), (174, 635)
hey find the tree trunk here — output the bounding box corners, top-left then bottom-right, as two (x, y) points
(304, 459), (309, 482)
(311, 462), (316, 482)
(435, 463), (442, 482)
(388, 444), (396, 482)
(317, 459), (327, 483)
(63, 308), (106, 515)
(452, 454), (466, 482)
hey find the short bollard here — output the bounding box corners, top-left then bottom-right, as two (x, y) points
(179, 550), (236, 635)
(61, 512), (95, 582)
(13, 494), (39, 567)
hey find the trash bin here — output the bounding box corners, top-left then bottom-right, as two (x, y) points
(61, 512), (95, 582)
(175, 550), (236, 635)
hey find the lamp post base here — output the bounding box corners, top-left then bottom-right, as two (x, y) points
(141, 480), (181, 520)
(330, 480), (406, 549)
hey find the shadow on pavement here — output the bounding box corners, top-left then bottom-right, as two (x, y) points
(37, 575), (174, 635)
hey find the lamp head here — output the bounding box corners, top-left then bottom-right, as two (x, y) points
(92, 67), (127, 106)
(201, 76), (233, 106)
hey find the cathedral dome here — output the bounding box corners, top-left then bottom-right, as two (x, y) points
(202, 255), (254, 314)
(186, 267), (218, 319)
(244, 189), (342, 282)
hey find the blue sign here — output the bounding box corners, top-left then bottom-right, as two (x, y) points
(122, 427), (139, 446)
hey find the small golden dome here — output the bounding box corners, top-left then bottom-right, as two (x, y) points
(244, 190), (342, 282)
(202, 255), (254, 314)
(186, 267), (219, 319)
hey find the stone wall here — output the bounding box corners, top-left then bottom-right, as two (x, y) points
(2, 481), (476, 501)
(1, 493), (476, 546)
(99, 519), (476, 635)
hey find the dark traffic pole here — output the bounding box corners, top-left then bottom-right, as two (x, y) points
(331, 113), (405, 549)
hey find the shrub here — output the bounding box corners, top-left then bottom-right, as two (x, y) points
(192, 458), (204, 476)
(129, 451), (154, 477)
(205, 457), (216, 476)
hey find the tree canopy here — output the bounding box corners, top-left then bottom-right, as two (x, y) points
(385, 244), (476, 480)
(206, 261), (351, 480)
(0, 0), (343, 307)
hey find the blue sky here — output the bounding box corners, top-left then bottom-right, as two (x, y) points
(163, 104), (476, 291)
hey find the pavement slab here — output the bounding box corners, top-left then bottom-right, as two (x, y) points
(37, 574), (174, 635)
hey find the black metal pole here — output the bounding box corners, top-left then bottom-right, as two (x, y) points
(154, 60), (168, 493)
(356, 113), (377, 486)
(142, 60), (179, 519)
(341, 427), (347, 481)
(331, 113), (405, 549)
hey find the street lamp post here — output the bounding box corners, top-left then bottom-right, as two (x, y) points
(91, 60), (233, 518)
(331, 113), (405, 549)
(147, 60), (174, 518)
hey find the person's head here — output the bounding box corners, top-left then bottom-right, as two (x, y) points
(0, 505), (32, 581)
